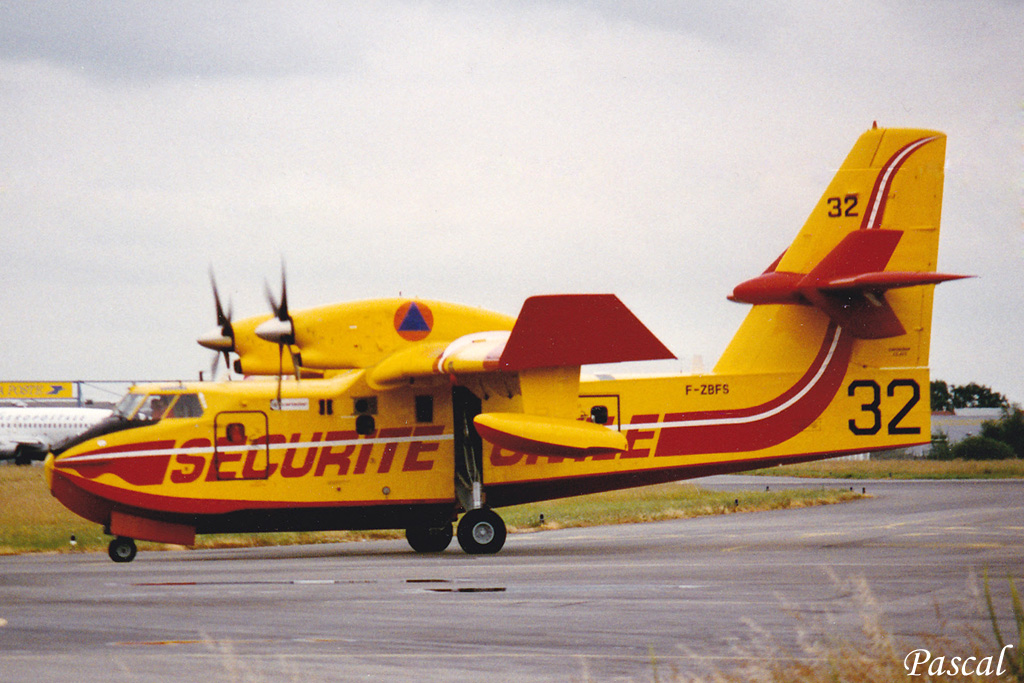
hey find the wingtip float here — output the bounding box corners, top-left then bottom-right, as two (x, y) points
(48, 126), (970, 562)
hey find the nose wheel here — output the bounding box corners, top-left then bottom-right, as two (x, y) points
(108, 536), (137, 563)
(457, 508), (506, 554)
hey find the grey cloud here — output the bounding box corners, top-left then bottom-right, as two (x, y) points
(0, 1), (363, 79)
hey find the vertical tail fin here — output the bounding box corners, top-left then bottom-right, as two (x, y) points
(715, 127), (964, 375)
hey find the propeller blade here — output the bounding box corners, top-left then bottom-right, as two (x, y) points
(277, 270), (289, 322)
(199, 270), (236, 354)
(258, 266), (295, 346)
(261, 263), (299, 384)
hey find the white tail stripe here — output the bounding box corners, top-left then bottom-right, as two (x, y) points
(864, 136), (939, 231)
(623, 325), (844, 432)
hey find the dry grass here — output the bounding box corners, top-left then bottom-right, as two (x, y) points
(660, 573), (1022, 683)
(0, 465), (108, 553)
(751, 458), (1024, 480)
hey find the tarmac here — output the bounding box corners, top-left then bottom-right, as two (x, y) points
(1, 476), (1021, 681)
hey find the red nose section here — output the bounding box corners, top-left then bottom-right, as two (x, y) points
(50, 470), (113, 527)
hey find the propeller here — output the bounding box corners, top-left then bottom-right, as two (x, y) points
(256, 267), (303, 390)
(198, 270), (235, 379)
(258, 270), (295, 346)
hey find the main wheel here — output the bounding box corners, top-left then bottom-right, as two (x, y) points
(457, 508), (506, 554)
(406, 522), (453, 553)
(108, 536), (137, 563)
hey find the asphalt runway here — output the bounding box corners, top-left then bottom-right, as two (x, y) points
(1, 476), (1022, 682)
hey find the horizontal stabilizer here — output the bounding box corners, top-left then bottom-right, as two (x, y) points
(817, 271), (970, 291)
(729, 230), (969, 339)
(474, 412), (627, 458)
(499, 295), (676, 371)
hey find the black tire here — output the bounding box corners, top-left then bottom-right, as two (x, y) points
(405, 523), (454, 553)
(13, 445), (38, 466)
(108, 537), (137, 563)
(456, 508), (506, 554)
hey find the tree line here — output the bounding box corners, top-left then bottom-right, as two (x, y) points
(930, 380), (1008, 411)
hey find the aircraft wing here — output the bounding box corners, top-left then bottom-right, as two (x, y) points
(0, 436), (48, 458)
(368, 294), (676, 458)
(368, 294), (675, 387)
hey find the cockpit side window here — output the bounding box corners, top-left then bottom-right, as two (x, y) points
(138, 395), (173, 421)
(167, 394), (203, 418)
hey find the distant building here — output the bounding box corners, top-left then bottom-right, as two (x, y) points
(904, 408), (1006, 457)
(931, 408), (1004, 442)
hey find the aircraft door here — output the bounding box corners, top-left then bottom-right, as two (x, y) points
(213, 411), (270, 481)
(452, 386), (483, 510)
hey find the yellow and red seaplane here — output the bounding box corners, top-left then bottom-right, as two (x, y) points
(46, 127), (967, 562)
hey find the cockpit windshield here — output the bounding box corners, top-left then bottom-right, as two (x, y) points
(54, 390), (205, 455)
(113, 393), (146, 419)
(113, 392), (204, 422)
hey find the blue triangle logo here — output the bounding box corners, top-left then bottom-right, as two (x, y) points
(399, 303), (431, 332)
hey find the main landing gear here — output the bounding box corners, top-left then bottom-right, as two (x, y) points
(108, 536), (137, 563)
(405, 522), (454, 553)
(456, 508), (506, 554)
(446, 385), (507, 554)
(405, 508), (507, 555)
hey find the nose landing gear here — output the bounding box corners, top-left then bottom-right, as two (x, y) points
(108, 536), (138, 563)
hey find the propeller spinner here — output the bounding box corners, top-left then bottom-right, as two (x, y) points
(256, 271), (296, 346)
(197, 271), (236, 377)
(257, 269), (304, 381)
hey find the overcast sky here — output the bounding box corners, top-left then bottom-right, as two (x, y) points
(1, 1), (1022, 405)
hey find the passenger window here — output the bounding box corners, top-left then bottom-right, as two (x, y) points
(355, 414), (375, 436)
(353, 397), (378, 415)
(415, 395), (433, 423)
(226, 423), (246, 444)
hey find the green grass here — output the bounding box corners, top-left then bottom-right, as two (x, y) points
(499, 482), (860, 532)
(749, 457), (1024, 480)
(6, 457), (1018, 556)
(0, 465), (859, 556)
(0, 466), (406, 554)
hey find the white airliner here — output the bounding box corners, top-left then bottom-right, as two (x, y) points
(0, 406), (112, 465)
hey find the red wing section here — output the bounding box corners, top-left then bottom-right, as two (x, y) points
(498, 294), (676, 371)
